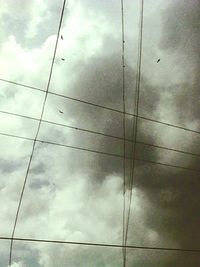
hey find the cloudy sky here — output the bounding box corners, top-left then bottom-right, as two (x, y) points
(1, 0), (200, 266)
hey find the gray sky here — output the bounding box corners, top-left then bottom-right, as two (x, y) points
(0, 0), (200, 266)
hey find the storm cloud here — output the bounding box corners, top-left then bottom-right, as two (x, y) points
(0, 0), (200, 266)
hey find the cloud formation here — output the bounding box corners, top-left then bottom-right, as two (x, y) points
(0, 0), (200, 266)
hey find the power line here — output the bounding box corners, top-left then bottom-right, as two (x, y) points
(136, 141), (200, 158)
(8, 1), (67, 265)
(1, 109), (200, 160)
(2, 2), (198, 266)
(0, 78), (46, 93)
(1, 236), (200, 254)
(0, 109), (128, 141)
(1, 78), (200, 138)
(0, 131), (124, 158)
(1, 130), (200, 174)
(120, 0), (126, 265)
(124, 0), (144, 256)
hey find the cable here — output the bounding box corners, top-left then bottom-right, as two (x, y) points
(1, 110), (200, 159)
(1, 109), (200, 159)
(1, 78), (200, 137)
(1, 236), (200, 253)
(1, 130), (200, 174)
(2, 2), (199, 264)
(124, 0), (144, 257)
(8, 1), (67, 265)
(0, 78), (46, 93)
(0, 110), (131, 142)
(120, 0), (127, 265)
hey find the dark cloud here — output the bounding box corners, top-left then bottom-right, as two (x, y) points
(126, 1), (200, 262)
(48, 45), (159, 183)
(160, 0), (200, 124)
(160, 0), (200, 58)
(0, 158), (23, 173)
(53, 1), (200, 263)
(29, 179), (50, 190)
(12, 241), (41, 267)
(29, 162), (46, 175)
(5, 1), (200, 265)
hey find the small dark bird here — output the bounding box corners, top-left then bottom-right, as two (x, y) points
(61, 35), (63, 40)
(59, 110), (63, 114)
(157, 58), (161, 63)
(61, 58), (65, 61)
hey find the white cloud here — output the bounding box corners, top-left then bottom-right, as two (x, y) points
(9, 262), (24, 267)
(0, 0), (199, 266)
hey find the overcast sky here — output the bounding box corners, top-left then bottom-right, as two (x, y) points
(1, 0), (200, 266)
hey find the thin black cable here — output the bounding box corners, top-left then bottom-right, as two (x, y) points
(136, 141), (200, 158)
(0, 110), (131, 142)
(124, 0), (144, 253)
(1, 77), (200, 137)
(120, 0), (126, 265)
(8, 1), (67, 265)
(2, 109), (200, 159)
(123, 7), (144, 258)
(123, 0), (142, 263)
(1, 130), (200, 174)
(0, 78), (46, 93)
(123, 11), (140, 264)
(1, 236), (200, 253)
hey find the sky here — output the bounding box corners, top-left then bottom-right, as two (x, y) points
(0, 0), (200, 266)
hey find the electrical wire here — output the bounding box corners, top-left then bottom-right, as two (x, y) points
(1, 1), (200, 263)
(1, 130), (200, 174)
(1, 78), (200, 138)
(8, 1), (67, 265)
(1, 236), (200, 253)
(120, 0), (127, 265)
(1, 110), (200, 159)
(124, 0), (144, 257)
(1, 109), (200, 160)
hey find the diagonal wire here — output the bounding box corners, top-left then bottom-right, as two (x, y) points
(2, 236), (200, 253)
(1, 77), (200, 138)
(124, 0), (144, 258)
(0, 110), (128, 141)
(1, 130), (200, 177)
(1, 109), (200, 160)
(0, 78), (46, 93)
(1, 1), (199, 263)
(8, 1), (67, 265)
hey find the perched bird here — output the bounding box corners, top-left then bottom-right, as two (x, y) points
(61, 35), (63, 40)
(157, 58), (161, 63)
(59, 110), (64, 114)
(61, 58), (65, 61)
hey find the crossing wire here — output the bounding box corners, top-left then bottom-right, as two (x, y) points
(124, 0), (144, 261)
(1, 110), (200, 159)
(0, 1), (199, 264)
(1, 130), (200, 174)
(1, 78), (200, 137)
(8, 0), (67, 265)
